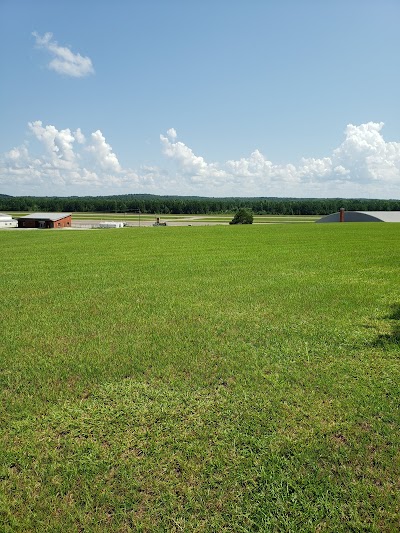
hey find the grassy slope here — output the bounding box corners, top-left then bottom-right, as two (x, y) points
(0, 224), (399, 532)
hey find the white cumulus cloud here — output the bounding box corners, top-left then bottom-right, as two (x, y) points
(32, 31), (94, 78)
(0, 122), (132, 195)
(86, 130), (122, 173)
(28, 120), (77, 163)
(332, 122), (400, 183)
(74, 128), (86, 144)
(0, 121), (400, 198)
(160, 123), (400, 197)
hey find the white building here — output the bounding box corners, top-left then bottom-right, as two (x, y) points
(0, 213), (18, 228)
(99, 221), (124, 228)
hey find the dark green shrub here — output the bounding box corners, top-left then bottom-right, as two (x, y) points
(229, 208), (254, 225)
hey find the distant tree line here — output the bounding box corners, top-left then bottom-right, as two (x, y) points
(1, 194), (400, 216)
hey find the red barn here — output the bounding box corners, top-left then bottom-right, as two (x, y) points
(18, 213), (72, 229)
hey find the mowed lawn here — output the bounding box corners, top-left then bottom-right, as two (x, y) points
(1, 224), (399, 532)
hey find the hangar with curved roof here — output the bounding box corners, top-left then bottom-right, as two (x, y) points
(316, 211), (400, 223)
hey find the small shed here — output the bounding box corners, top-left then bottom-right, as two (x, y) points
(0, 213), (18, 228)
(316, 211), (400, 223)
(18, 213), (72, 229)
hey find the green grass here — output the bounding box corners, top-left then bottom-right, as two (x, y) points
(1, 224), (399, 531)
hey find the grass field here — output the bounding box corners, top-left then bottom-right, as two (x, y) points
(1, 224), (399, 531)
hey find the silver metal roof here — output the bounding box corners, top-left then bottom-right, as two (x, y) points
(316, 211), (400, 223)
(18, 213), (72, 221)
(357, 211), (400, 222)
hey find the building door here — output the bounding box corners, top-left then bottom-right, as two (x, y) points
(38, 221), (45, 228)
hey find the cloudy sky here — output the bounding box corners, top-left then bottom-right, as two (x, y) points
(1, 0), (400, 198)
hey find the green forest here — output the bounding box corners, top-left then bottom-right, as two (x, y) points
(1, 193), (399, 215)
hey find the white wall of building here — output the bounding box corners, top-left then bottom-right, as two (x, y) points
(0, 214), (18, 228)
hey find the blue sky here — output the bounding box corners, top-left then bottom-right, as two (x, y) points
(1, 0), (400, 198)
